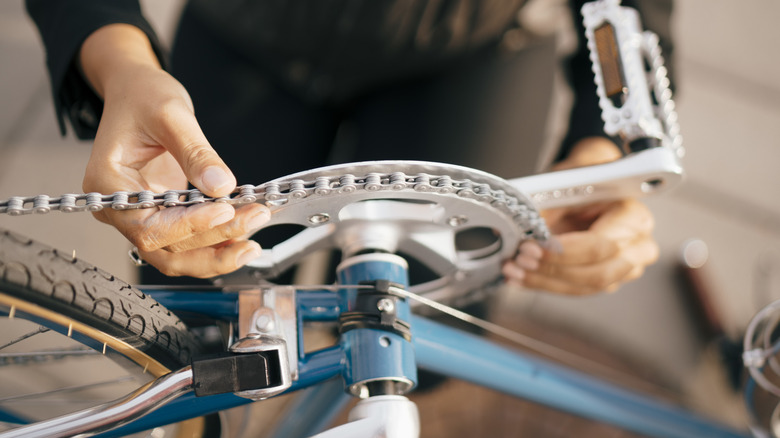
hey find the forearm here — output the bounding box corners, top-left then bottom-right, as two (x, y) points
(25, 0), (164, 138)
(79, 24), (161, 99)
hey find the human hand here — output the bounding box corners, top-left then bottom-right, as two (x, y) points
(80, 24), (269, 278)
(502, 138), (659, 294)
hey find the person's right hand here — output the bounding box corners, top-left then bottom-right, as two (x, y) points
(79, 24), (269, 278)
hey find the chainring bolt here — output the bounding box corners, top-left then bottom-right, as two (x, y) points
(308, 213), (330, 225)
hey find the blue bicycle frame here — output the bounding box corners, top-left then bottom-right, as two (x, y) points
(93, 253), (749, 438)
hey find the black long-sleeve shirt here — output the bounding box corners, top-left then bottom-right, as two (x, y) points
(26, 0), (673, 160)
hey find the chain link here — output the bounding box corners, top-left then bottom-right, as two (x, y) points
(0, 171), (550, 240)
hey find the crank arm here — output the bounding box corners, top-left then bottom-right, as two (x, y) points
(509, 147), (683, 210)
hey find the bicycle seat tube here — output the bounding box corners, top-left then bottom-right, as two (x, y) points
(336, 253), (417, 398)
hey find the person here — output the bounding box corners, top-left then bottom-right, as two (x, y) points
(25, 0), (670, 295)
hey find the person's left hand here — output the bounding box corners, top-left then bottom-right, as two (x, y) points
(501, 138), (659, 295)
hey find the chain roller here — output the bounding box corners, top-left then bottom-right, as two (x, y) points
(0, 170), (550, 240)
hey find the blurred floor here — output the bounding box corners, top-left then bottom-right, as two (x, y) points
(1, 0), (779, 435)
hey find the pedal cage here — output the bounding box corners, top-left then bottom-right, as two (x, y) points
(192, 334), (292, 400)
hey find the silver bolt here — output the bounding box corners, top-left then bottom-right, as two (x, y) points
(377, 298), (395, 313)
(308, 213), (330, 225)
(447, 215), (468, 227)
(254, 311), (275, 332)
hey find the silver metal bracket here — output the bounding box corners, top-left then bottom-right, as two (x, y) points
(227, 286), (299, 399)
(228, 334), (293, 400)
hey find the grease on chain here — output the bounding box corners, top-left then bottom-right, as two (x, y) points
(0, 172), (550, 240)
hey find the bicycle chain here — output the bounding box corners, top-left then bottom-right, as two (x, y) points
(0, 171), (550, 241)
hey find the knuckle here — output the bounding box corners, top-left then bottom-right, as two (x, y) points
(183, 144), (216, 170)
(133, 233), (164, 252)
(585, 271), (613, 289)
(538, 262), (557, 277)
(590, 239), (618, 261)
(164, 243), (187, 253)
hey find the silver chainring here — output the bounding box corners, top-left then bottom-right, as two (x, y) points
(217, 160), (549, 305)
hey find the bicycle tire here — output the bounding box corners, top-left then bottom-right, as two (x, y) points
(0, 227), (198, 372)
(0, 227), (215, 436)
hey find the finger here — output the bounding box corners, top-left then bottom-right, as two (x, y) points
(540, 232), (619, 266)
(522, 270), (602, 295)
(513, 253), (540, 271)
(165, 203), (270, 253)
(526, 235), (659, 295)
(518, 240), (544, 259)
(501, 261), (527, 283)
(619, 235), (660, 282)
(535, 254), (634, 291)
(590, 199), (654, 244)
(115, 202), (236, 252)
(140, 240), (262, 278)
(149, 102), (236, 197)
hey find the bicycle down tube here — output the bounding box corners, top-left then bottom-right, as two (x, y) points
(86, 259), (749, 438)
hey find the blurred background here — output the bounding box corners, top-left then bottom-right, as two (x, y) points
(1, 0), (779, 435)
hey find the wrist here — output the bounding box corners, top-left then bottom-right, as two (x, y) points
(79, 23), (161, 98)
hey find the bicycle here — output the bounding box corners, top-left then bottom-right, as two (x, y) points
(0, 1), (755, 437)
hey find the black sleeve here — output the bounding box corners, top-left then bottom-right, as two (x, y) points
(25, 0), (167, 139)
(557, 0), (675, 162)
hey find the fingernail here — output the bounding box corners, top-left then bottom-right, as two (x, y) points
(503, 263), (526, 280)
(209, 209), (234, 228)
(519, 241), (544, 259)
(247, 212), (269, 230)
(237, 245), (262, 266)
(515, 254), (539, 271)
(200, 166), (233, 195)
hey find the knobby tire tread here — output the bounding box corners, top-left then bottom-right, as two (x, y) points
(0, 228), (199, 369)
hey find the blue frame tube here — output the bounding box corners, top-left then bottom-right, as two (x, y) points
(135, 289), (749, 438)
(412, 315), (750, 438)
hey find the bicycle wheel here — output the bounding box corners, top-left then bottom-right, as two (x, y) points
(0, 228), (209, 437)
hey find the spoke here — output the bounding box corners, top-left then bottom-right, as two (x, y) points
(0, 348), (99, 367)
(0, 349), (96, 358)
(0, 399), (114, 405)
(0, 376), (135, 403)
(0, 326), (50, 351)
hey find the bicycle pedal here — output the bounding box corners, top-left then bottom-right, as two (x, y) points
(192, 334), (292, 400)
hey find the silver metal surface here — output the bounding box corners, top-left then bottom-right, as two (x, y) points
(231, 286), (299, 382)
(229, 334), (293, 401)
(511, 147), (683, 209)
(582, 0), (683, 155)
(0, 367), (193, 438)
(219, 161), (546, 304)
(0, 152), (684, 303)
(311, 395), (420, 438)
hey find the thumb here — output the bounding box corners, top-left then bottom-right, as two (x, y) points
(158, 103), (236, 197)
